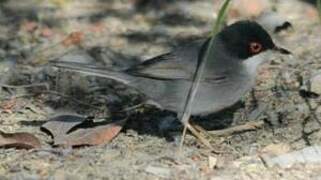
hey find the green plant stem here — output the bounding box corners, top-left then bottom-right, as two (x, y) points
(179, 0), (231, 145)
(317, 0), (321, 23)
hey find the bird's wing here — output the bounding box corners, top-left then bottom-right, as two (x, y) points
(125, 39), (229, 84)
(125, 40), (209, 80)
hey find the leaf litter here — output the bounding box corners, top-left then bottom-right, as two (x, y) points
(1, 0), (321, 179)
(0, 131), (41, 149)
(41, 115), (127, 147)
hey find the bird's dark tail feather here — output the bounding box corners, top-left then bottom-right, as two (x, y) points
(49, 61), (132, 84)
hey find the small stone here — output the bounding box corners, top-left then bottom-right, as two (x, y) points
(260, 146), (321, 168)
(310, 74), (321, 95)
(145, 166), (171, 178)
(208, 156), (217, 169)
(260, 143), (291, 156)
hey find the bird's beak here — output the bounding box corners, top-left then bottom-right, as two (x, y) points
(273, 46), (291, 55)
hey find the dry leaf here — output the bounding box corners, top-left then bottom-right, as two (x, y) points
(0, 131), (41, 149)
(41, 115), (126, 147)
(62, 31), (84, 47)
(41, 115), (87, 140)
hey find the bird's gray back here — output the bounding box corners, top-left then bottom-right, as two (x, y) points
(126, 38), (255, 115)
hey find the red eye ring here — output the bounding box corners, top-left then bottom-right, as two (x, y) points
(249, 42), (263, 54)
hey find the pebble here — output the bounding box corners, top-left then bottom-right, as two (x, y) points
(260, 146), (321, 168)
(145, 165), (171, 178)
(310, 73), (321, 95)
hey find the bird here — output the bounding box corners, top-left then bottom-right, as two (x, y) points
(51, 20), (290, 147)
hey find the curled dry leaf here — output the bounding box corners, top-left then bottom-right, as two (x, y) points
(41, 115), (126, 147)
(0, 131), (41, 149)
(41, 115), (87, 140)
(62, 31), (84, 47)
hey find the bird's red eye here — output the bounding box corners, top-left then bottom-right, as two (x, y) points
(249, 42), (263, 54)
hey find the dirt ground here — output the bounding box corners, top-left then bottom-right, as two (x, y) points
(0, 0), (321, 179)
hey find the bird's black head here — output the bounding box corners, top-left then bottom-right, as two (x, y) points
(217, 21), (289, 59)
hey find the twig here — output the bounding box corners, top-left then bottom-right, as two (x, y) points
(207, 120), (265, 136)
(0, 83), (49, 89)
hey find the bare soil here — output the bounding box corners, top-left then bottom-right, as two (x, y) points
(0, 0), (321, 179)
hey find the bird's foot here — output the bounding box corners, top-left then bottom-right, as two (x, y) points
(179, 122), (215, 151)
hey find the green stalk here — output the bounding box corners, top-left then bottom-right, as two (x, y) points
(180, 0), (231, 126)
(317, 0), (321, 23)
(211, 0), (231, 36)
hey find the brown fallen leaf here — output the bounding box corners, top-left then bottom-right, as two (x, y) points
(62, 31), (84, 47)
(41, 115), (87, 140)
(0, 131), (41, 149)
(41, 115), (126, 147)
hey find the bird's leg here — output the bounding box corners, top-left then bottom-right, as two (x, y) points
(192, 123), (213, 137)
(186, 122), (214, 149)
(179, 121), (214, 150)
(179, 125), (188, 151)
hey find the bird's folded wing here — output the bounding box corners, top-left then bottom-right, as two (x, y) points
(125, 52), (196, 80)
(124, 38), (211, 81)
(124, 39), (227, 84)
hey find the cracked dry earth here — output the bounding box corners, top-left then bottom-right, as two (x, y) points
(0, 0), (321, 179)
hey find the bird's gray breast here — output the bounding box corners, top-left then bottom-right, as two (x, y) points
(131, 67), (254, 116)
(191, 71), (254, 115)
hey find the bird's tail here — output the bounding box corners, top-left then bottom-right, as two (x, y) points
(49, 61), (132, 84)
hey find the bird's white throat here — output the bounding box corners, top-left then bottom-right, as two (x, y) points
(242, 50), (272, 76)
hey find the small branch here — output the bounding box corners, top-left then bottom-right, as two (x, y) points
(0, 83), (49, 89)
(207, 120), (265, 136)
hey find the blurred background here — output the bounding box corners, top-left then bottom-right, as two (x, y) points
(0, 0), (321, 179)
